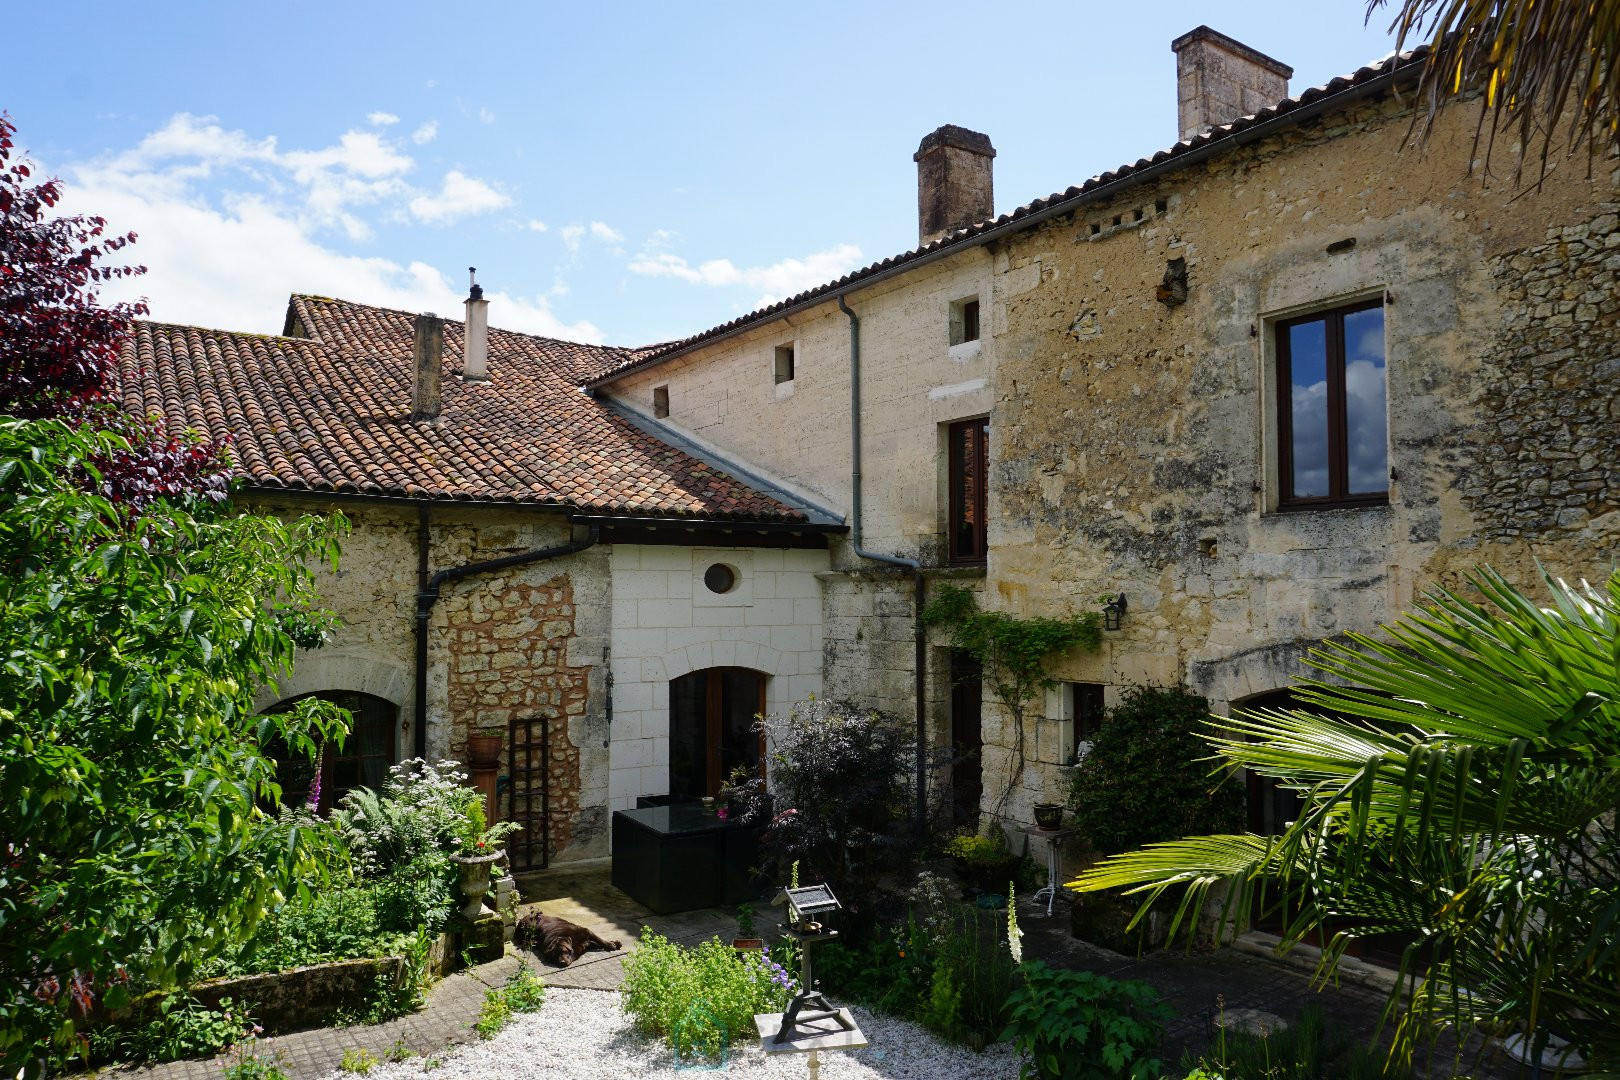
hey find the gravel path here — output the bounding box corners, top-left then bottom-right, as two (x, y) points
(319, 987), (1020, 1079)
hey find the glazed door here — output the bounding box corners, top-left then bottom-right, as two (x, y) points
(669, 667), (766, 800)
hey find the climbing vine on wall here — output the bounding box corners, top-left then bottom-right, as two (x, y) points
(922, 583), (1103, 824)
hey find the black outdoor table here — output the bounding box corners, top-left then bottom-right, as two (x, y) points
(611, 804), (762, 914)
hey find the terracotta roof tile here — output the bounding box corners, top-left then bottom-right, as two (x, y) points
(118, 295), (808, 523)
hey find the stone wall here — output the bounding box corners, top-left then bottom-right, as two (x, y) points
(984, 92), (1620, 823)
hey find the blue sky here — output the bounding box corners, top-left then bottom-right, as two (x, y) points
(12, 2), (1401, 346)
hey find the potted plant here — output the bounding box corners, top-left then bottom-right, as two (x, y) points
(945, 833), (1022, 896)
(732, 904), (763, 953)
(450, 799), (520, 919)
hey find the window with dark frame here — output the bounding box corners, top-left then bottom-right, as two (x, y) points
(1275, 299), (1387, 509)
(1072, 682), (1105, 756)
(653, 385), (669, 418)
(947, 417), (989, 565)
(774, 343), (795, 384)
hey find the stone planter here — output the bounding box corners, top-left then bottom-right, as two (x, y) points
(452, 850), (504, 919)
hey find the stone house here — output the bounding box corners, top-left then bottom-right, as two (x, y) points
(121, 26), (1618, 867)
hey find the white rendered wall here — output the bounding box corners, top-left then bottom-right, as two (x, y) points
(607, 544), (828, 811)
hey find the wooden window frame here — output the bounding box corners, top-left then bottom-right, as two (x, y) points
(1274, 298), (1388, 511)
(947, 417), (989, 565)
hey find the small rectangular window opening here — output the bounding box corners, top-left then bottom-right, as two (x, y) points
(1073, 683), (1106, 758)
(773, 344), (795, 384)
(949, 297), (981, 346)
(1155, 198), (1168, 214)
(653, 385), (670, 418)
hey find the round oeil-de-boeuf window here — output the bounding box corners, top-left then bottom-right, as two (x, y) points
(703, 563), (737, 594)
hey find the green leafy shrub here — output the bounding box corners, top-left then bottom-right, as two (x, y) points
(620, 931), (794, 1061)
(340, 1047), (379, 1073)
(473, 962), (546, 1039)
(1069, 686), (1243, 855)
(1002, 961), (1170, 1080)
(221, 1040), (290, 1080)
(94, 994), (256, 1065)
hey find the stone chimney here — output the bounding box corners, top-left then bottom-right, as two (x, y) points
(1171, 26), (1292, 142)
(914, 125), (996, 248)
(463, 267), (490, 381)
(412, 312), (443, 421)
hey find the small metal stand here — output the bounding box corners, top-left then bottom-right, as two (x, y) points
(1023, 825), (1078, 916)
(768, 885), (857, 1043)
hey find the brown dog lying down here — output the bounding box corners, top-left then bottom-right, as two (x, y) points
(515, 912), (622, 968)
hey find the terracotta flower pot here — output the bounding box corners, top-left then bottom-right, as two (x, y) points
(451, 850), (504, 919)
(466, 733), (503, 768)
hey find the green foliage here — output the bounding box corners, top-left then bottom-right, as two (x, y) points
(923, 584), (1102, 714)
(810, 897), (1018, 1050)
(93, 994), (256, 1066)
(221, 1040), (291, 1080)
(1070, 567), (1620, 1070)
(1069, 686), (1244, 855)
(620, 931), (794, 1061)
(1001, 961), (1169, 1080)
(944, 833), (1003, 861)
(760, 699), (911, 932)
(473, 990), (512, 1039)
(735, 904), (757, 940)
(0, 418), (350, 1070)
(924, 583), (1103, 819)
(339, 1047), (379, 1074)
(472, 962), (545, 1040)
(1180, 1003), (1410, 1080)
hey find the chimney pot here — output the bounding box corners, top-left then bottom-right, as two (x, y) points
(412, 312), (444, 420)
(463, 269), (490, 381)
(1171, 26), (1291, 142)
(914, 124), (996, 248)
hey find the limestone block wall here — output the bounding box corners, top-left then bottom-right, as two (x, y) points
(983, 92), (1619, 822)
(606, 544), (828, 811)
(603, 249), (995, 561)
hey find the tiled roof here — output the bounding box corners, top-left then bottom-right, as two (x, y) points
(117, 294), (810, 522)
(588, 46), (1427, 386)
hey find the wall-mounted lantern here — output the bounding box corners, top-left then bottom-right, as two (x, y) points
(1102, 593), (1128, 631)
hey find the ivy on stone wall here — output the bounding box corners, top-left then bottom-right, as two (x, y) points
(922, 583), (1103, 823)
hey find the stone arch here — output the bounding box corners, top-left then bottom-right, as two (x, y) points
(253, 651), (411, 714)
(1187, 637), (1353, 715)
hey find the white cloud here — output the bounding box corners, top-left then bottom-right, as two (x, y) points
(411, 120), (438, 145)
(48, 115), (601, 344)
(367, 111), (400, 126)
(526, 219), (548, 233)
(407, 170), (512, 225)
(628, 242), (864, 307)
(560, 224), (586, 253)
(478, 107), (495, 125)
(589, 221), (624, 244)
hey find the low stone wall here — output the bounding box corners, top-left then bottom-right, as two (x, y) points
(191, 956), (405, 1034)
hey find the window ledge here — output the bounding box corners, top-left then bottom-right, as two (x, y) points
(948, 339), (982, 363)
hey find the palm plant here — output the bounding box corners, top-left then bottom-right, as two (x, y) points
(1369, 0), (1620, 178)
(1070, 566), (1620, 1072)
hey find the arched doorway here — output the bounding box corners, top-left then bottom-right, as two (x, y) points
(668, 667), (765, 800)
(263, 690), (397, 812)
